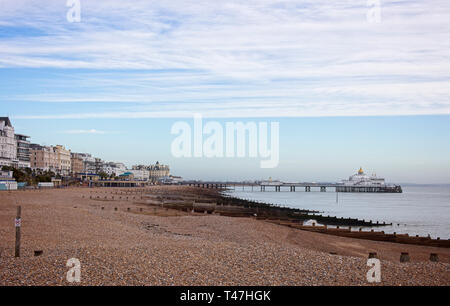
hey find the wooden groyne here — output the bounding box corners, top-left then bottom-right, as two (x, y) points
(266, 221), (450, 248)
(86, 187), (389, 227)
(140, 191), (390, 227)
(84, 186), (449, 248)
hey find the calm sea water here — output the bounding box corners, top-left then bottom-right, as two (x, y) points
(229, 185), (450, 239)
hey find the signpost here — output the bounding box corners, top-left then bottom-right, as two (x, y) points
(15, 206), (21, 257)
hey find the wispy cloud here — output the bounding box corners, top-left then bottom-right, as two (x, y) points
(62, 129), (107, 135)
(1, 0), (450, 118)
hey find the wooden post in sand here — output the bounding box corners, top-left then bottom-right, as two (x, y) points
(430, 253), (439, 262)
(15, 206), (21, 257)
(400, 252), (410, 263)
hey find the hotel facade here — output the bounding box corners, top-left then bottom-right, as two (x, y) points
(54, 145), (71, 176)
(132, 161), (170, 181)
(70, 153), (84, 175)
(0, 117), (31, 169)
(0, 117), (17, 167)
(30, 144), (58, 173)
(30, 144), (71, 175)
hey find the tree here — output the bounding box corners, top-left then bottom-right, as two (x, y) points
(1, 165), (14, 172)
(98, 171), (108, 180)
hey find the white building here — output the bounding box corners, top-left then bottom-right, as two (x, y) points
(342, 167), (386, 186)
(128, 169), (150, 181)
(167, 175), (183, 184)
(0, 117), (18, 167)
(103, 162), (127, 177)
(73, 153), (97, 173)
(132, 162), (170, 182)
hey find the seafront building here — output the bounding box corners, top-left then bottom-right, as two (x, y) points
(15, 134), (31, 168)
(128, 169), (150, 181)
(0, 117), (18, 168)
(94, 158), (104, 174)
(164, 175), (183, 184)
(30, 144), (72, 176)
(72, 153), (106, 174)
(73, 153), (96, 173)
(30, 144), (59, 173)
(148, 161), (170, 180)
(70, 153), (84, 175)
(103, 162), (127, 177)
(0, 117), (32, 169)
(73, 154), (136, 178)
(1, 117), (177, 185)
(54, 145), (71, 176)
(132, 161), (170, 182)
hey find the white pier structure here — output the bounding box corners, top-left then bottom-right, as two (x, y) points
(183, 168), (402, 193)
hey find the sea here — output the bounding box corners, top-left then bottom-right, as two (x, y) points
(229, 185), (450, 239)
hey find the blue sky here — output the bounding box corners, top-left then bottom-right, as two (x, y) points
(1, 1), (450, 183)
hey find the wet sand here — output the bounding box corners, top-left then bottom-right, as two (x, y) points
(0, 186), (449, 286)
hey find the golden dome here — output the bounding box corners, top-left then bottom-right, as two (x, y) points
(358, 167), (364, 174)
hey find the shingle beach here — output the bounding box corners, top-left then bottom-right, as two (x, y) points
(1, 187), (448, 286)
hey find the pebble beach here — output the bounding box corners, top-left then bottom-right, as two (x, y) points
(0, 186), (449, 286)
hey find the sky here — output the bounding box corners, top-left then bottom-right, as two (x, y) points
(1, 0), (450, 183)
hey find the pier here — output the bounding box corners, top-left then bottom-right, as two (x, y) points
(182, 168), (402, 193)
(182, 181), (401, 193)
(258, 182), (339, 192)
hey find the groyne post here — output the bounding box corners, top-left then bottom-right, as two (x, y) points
(430, 253), (439, 262)
(15, 206), (21, 258)
(400, 252), (410, 263)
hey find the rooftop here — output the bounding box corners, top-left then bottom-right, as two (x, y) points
(0, 117), (12, 127)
